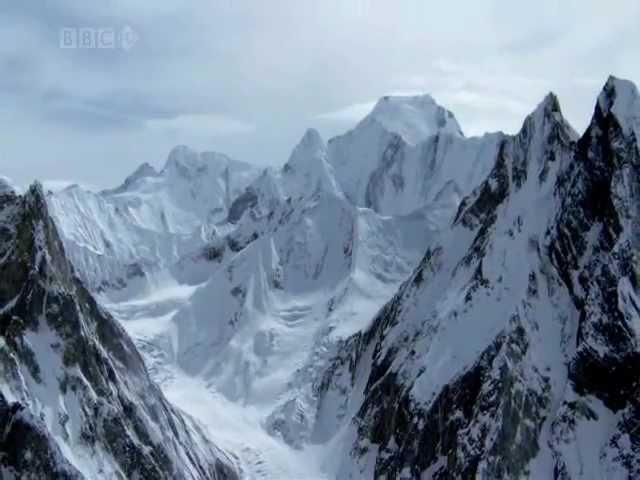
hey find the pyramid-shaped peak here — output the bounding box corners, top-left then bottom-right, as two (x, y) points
(130, 162), (157, 179)
(518, 91), (577, 142)
(298, 128), (325, 150)
(285, 128), (327, 171)
(597, 76), (640, 137)
(529, 92), (565, 125)
(599, 76), (640, 109)
(102, 161), (159, 195)
(535, 92), (561, 115)
(362, 93), (463, 143)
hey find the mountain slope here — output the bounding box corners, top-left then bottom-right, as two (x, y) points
(0, 184), (238, 479)
(38, 78), (640, 479)
(315, 79), (640, 478)
(47, 146), (260, 294)
(108, 99), (515, 477)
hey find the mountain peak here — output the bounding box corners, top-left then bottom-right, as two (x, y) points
(163, 144), (200, 172)
(162, 145), (235, 181)
(535, 92), (561, 116)
(524, 92), (572, 132)
(25, 181), (47, 206)
(299, 128), (324, 150)
(515, 91), (578, 146)
(103, 162), (158, 195)
(362, 93), (463, 144)
(597, 76), (640, 138)
(285, 128), (326, 171)
(163, 145), (239, 174)
(130, 161), (157, 179)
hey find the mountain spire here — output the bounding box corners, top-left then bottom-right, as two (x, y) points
(597, 75), (640, 138)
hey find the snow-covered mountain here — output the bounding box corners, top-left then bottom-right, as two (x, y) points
(327, 94), (499, 215)
(314, 78), (640, 478)
(47, 146), (260, 294)
(13, 78), (639, 479)
(164, 96), (501, 411)
(0, 184), (237, 479)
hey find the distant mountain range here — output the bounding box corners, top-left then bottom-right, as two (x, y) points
(1, 76), (638, 479)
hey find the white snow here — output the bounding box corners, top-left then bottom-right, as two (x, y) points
(366, 94), (464, 144)
(599, 76), (640, 139)
(32, 80), (640, 478)
(92, 122), (450, 478)
(327, 95), (498, 215)
(47, 146), (261, 292)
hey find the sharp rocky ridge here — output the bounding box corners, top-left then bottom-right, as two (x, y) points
(0, 184), (238, 479)
(315, 77), (640, 478)
(1, 76), (638, 479)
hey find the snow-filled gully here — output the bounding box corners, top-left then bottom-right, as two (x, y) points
(106, 282), (332, 480)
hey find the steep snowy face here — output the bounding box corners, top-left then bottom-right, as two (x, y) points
(366, 94), (464, 144)
(282, 128), (341, 200)
(0, 184), (238, 479)
(550, 76), (640, 430)
(315, 85), (638, 478)
(327, 95), (497, 216)
(597, 75), (640, 140)
(107, 145), (260, 232)
(157, 125), (448, 454)
(102, 162), (159, 195)
(47, 146), (261, 294)
(223, 129), (341, 241)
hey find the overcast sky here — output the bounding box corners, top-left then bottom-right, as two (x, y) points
(1, 0), (639, 190)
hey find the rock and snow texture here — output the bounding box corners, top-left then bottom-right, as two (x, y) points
(47, 146), (260, 293)
(315, 78), (640, 478)
(21, 77), (640, 479)
(0, 185), (238, 479)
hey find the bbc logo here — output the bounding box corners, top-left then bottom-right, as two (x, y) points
(59, 26), (138, 51)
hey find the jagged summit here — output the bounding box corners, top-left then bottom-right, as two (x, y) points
(47, 144), (261, 292)
(124, 161), (158, 182)
(298, 127), (324, 148)
(519, 92), (576, 137)
(159, 145), (257, 185)
(0, 182), (238, 479)
(101, 163), (157, 195)
(327, 92), (496, 214)
(597, 75), (640, 138)
(360, 93), (464, 144)
(163, 145), (227, 177)
(529, 92), (562, 123)
(285, 128), (326, 171)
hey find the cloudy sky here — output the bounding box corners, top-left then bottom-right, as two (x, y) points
(1, 0), (639, 190)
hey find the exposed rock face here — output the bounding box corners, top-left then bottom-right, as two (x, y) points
(0, 185), (238, 479)
(316, 79), (640, 479)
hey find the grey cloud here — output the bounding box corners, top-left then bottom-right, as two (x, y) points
(0, 1), (639, 188)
